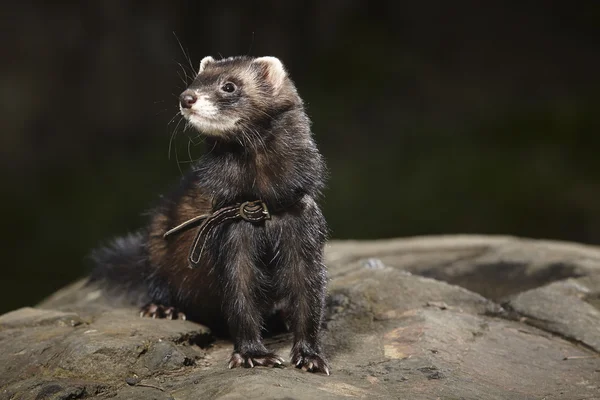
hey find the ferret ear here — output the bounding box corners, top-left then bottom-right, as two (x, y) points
(199, 56), (215, 73)
(254, 56), (287, 92)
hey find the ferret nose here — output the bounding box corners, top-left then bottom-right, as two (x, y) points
(179, 91), (197, 109)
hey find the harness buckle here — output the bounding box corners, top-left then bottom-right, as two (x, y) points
(239, 200), (271, 222)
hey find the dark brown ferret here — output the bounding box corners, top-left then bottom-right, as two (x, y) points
(89, 56), (329, 374)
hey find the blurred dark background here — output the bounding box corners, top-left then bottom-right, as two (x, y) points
(1, 1), (599, 314)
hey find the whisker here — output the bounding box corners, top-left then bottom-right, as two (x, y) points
(253, 107), (276, 121)
(174, 138), (184, 177)
(246, 32), (255, 56)
(173, 31), (196, 75)
(169, 115), (185, 160)
(238, 122), (258, 154)
(187, 138), (194, 162)
(176, 63), (192, 86)
(167, 111), (181, 126)
(253, 128), (269, 155)
(172, 159), (197, 164)
(205, 139), (218, 156)
(176, 69), (187, 86)
(190, 133), (204, 146)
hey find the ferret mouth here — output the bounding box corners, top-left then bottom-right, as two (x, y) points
(181, 109), (207, 120)
(181, 110), (219, 125)
(180, 109), (239, 135)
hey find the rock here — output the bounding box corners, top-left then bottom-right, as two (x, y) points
(113, 386), (175, 400)
(0, 307), (83, 328)
(505, 275), (600, 352)
(1, 235), (600, 399)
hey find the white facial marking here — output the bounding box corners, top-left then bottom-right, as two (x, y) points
(184, 114), (240, 135)
(192, 95), (218, 117)
(180, 93), (239, 135)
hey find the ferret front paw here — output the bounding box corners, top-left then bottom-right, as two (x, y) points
(291, 350), (330, 375)
(139, 303), (186, 320)
(228, 351), (285, 369)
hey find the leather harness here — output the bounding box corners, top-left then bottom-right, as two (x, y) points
(163, 200), (271, 268)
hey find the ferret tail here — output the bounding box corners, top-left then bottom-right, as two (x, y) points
(87, 230), (151, 306)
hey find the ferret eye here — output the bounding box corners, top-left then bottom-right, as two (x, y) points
(221, 82), (236, 93)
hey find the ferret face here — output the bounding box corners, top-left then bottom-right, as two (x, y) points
(179, 56), (296, 138)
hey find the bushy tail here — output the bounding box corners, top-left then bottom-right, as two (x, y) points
(88, 230), (151, 306)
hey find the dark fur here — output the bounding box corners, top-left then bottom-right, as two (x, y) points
(89, 56), (329, 373)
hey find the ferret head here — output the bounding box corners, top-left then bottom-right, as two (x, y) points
(179, 56), (300, 138)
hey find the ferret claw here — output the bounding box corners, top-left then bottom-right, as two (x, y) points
(302, 361), (314, 372)
(228, 352), (285, 369)
(291, 351), (330, 375)
(139, 303), (186, 320)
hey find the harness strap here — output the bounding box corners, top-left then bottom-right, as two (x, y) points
(163, 200), (270, 268)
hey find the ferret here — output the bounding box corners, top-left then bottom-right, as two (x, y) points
(89, 55), (329, 374)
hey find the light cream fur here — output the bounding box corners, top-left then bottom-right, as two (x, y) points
(253, 56), (287, 92)
(180, 94), (239, 135)
(199, 56), (215, 73)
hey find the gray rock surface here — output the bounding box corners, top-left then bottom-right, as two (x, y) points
(1, 235), (600, 399)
